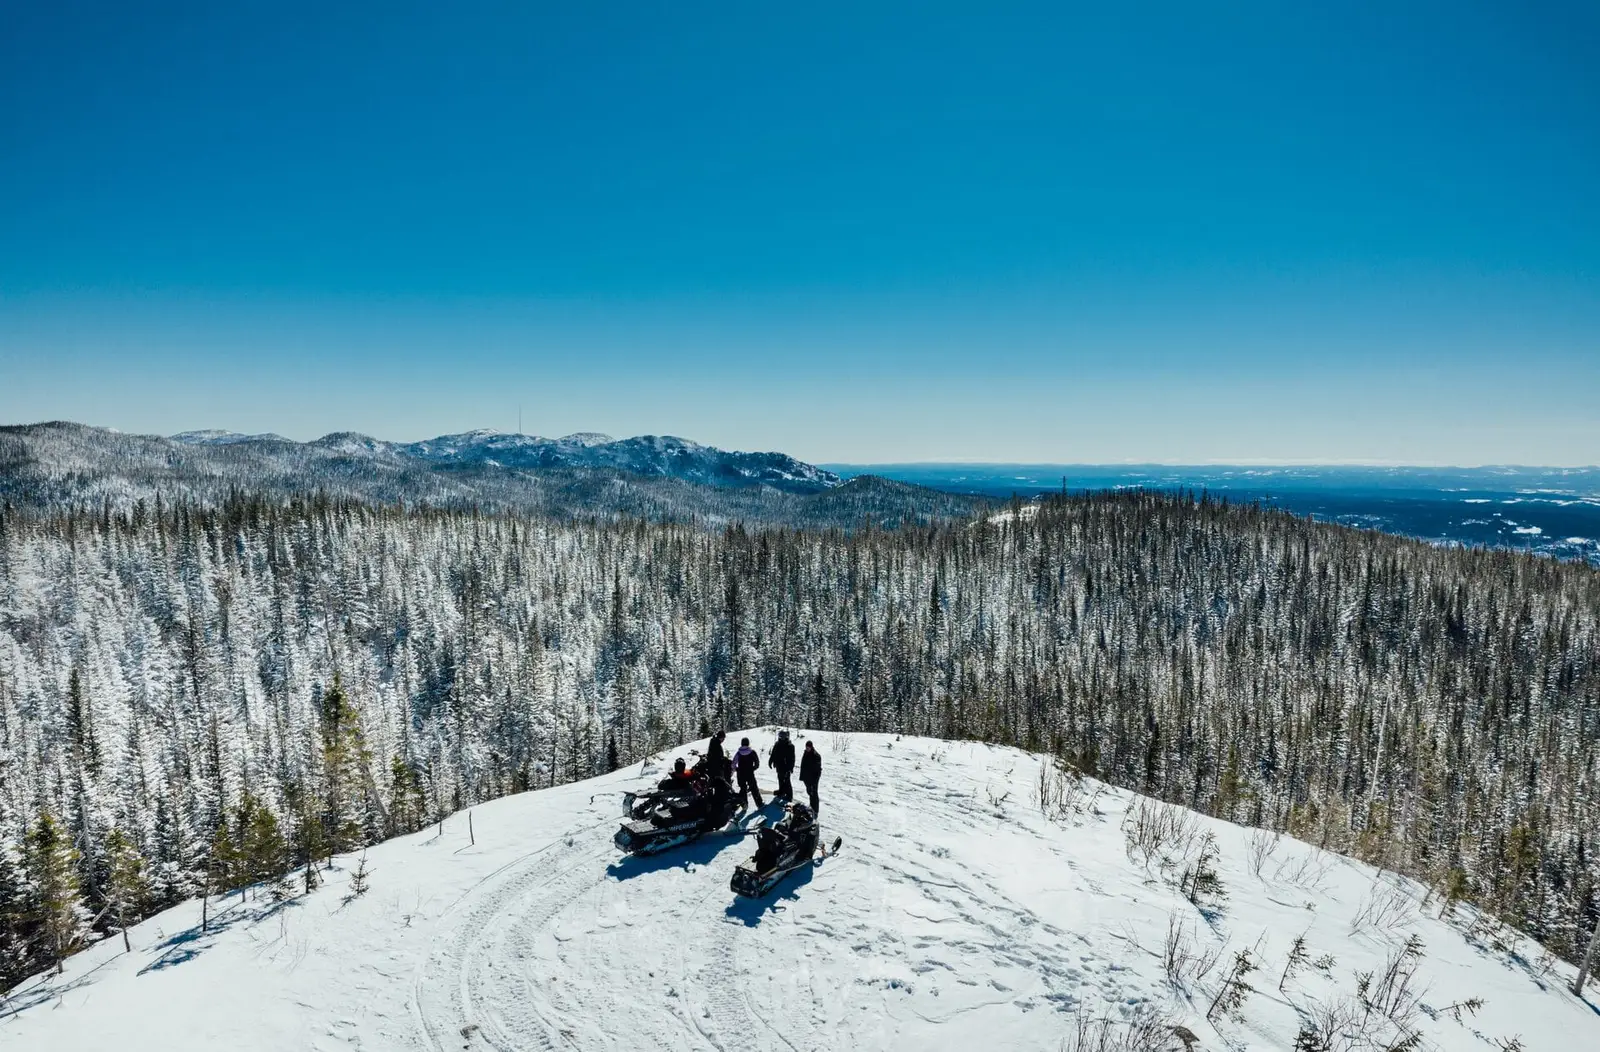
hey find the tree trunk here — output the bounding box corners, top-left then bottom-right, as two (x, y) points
(1575, 917), (1600, 997)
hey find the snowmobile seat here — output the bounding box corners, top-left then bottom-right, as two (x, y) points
(753, 827), (783, 872)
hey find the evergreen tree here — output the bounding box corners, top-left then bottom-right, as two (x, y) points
(387, 755), (426, 836)
(237, 792), (287, 888)
(102, 827), (150, 952)
(21, 812), (90, 975)
(319, 677), (370, 856)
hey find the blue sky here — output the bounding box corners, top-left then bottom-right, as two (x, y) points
(2, 2), (1596, 464)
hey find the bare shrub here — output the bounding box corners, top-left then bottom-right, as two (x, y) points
(1060, 1006), (1182, 1052)
(1429, 997), (1483, 1023)
(986, 782), (1013, 812)
(1273, 846), (1334, 891)
(1162, 914), (1223, 993)
(1039, 758), (1101, 819)
(1357, 934), (1425, 1032)
(1350, 879), (1413, 937)
(1247, 826), (1281, 878)
(1122, 799), (1199, 872)
(1462, 910), (1517, 955)
(1294, 936), (1428, 1052)
(1293, 996), (1358, 1052)
(1124, 801), (1226, 908)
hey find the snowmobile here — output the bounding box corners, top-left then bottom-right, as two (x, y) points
(621, 767), (700, 822)
(614, 769), (739, 856)
(730, 802), (835, 898)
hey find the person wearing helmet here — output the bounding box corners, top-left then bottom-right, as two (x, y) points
(733, 736), (763, 809)
(768, 729), (796, 802)
(672, 757), (689, 778)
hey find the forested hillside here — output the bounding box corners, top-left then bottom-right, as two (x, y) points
(2, 491), (1597, 988)
(0, 421), (981, 528)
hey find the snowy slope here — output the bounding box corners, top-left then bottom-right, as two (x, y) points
(7, 734), (1597, 1052)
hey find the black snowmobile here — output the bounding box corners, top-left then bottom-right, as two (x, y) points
(730, 803), (831, 897)
(615, 768), (739, 856)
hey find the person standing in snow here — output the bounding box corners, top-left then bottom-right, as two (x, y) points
(800, 740), (822, 814)
(734, 737), (763, 809)
(768, 729), (796, 801)
(704, 730), (729, 783)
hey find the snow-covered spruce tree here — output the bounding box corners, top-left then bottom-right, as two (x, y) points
(21, 812), (91, 975)
(204, 819), (241, 919)
(317, 676), (371, 858)
(236, 792), (287, 890)
(0, 826), (34, 985)
(386, 755), (427, 838)
(102, 827), (150, 952)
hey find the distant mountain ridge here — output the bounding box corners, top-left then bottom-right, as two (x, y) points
(171, 425), (841, 491)
(0, 421), (975, 528)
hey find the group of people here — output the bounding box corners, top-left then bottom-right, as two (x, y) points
(672, 729), (822, 814)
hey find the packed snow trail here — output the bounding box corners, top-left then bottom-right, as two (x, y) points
(6, 733), (1599, 1051)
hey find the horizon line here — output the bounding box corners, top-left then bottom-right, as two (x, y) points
(7, 420), (1597, 472)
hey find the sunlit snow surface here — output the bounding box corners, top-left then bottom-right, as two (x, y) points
(7, 734), (1597, 1051)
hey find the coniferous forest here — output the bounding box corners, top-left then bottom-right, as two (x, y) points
(1, 491), (1597, 987)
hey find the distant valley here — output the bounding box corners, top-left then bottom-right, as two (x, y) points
(832, 462), (1600, 562)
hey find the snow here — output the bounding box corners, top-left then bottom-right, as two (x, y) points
(6, 734), (1597, 1052)
(987, 503), (1042, 524)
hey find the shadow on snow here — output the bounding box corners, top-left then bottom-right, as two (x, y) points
(723, 861), (816, 927)
(1, 891), (300, 1021)
(138, 894), (300, 975)
(604, 804), (778, 881)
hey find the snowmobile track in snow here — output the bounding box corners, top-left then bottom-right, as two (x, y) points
(409, 814), (614, 1052)
(700, 919), (770, 1052)
(13, 736), (1600, 1052)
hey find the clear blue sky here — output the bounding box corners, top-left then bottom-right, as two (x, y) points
(2, 2), (1596, 464)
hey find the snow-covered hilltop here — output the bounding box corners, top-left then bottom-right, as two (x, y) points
(394, 428), (841, 491)
(6, 734), (1594, 1052)
(0, 420), (964, 526)
(170, 424), (841, 492)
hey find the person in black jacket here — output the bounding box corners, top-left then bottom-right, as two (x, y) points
(733, 737), (763, 809)
(704, 730), (729, 783)
(768, 730), (796, 801)
(799, 740), (822, 814)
